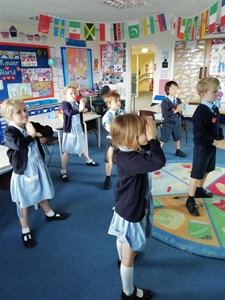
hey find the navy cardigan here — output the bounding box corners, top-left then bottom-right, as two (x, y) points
(4, 122), (53, 174)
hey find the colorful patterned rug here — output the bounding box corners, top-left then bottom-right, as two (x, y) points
(152, 163), (225, 260)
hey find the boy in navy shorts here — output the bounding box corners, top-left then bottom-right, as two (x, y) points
(160, 80), (186, 157)
(186, 77), (224, 216)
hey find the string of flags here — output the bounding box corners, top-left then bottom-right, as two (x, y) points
(36, 0), (225, 42)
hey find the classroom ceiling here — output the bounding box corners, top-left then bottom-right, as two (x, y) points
(0, 0), (221, 25)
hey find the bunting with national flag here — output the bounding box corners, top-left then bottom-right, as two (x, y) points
(185, 18), (193, 41)
(208, 1), (218, 34)
(142, 16), (155, 35)
(84, 23), (95, 41)
(54, 18), (65, 38)
(38, 14), (51, 34)
(127, 21), (140, 39)
(157, 13), (167, 32)
(69, 21), (81, 40)
(191, 16), (198, 41)
(171, 16), (177, 35)
(199, 10), (208, 39)
(179, 18), (186, 40)
(221, 0), (225, 27)
(99, 23), (111, 41)
(176, 17), (182, 38)
(113, 23), (125, 41)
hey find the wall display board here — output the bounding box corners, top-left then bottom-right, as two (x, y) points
(61, 47), (93, 89)
(100, 42), (126, 85)
(209, 39), (225, 77)
(173, 40), (207, 103)
(0, 42), (54, 103)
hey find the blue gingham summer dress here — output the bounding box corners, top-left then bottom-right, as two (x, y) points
(108, 172), (153, 252)
(10, 130), (55, 218)
(62, 103), (86, 155)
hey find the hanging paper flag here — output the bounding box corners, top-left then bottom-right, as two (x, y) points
(69, 21), (81, 40)
(221, 0), (225, 27)
(208, 1), (218, 34)
(157, 13), (167, 32)
(170, 16), (177, 35)
(128, 21), (140, 39)
(99, 23), (111, 41)
(142, 16), (155, 35)
(199, 10), (208, 39)
(191, 16), (198, 41)
(54, 18), (65, 38)
(38, 14), (51, 34)
(113, 23), (125, 41)
(84, 23), (95, 40)
(179, 18), (186, 40)
(176, 17), (182, 38)
(185, 18), (193, 41)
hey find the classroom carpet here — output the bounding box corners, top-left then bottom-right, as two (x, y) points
(152, 162), (225, 260)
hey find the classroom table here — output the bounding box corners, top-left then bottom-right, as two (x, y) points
(0, 144), (12, 175)
(29, 112), (101, 162)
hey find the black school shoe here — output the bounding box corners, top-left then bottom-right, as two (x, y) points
(46, 212), (69, 221)
(185, 201), (200, 217)
(61, 173), (68, 182)
(175, 149), (186, 158)
(104, 177), (111, 190)
(121, 286), (153, 300)
(86, 160), (99, 167)
(22, 232), (36, 248)
(195, 188), (213, 198)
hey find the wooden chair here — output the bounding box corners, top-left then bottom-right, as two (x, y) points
(139, 110), (163, 133)
(39, 136), (59, 167)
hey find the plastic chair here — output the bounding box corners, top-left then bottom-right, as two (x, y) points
(39, 136), (58, 167)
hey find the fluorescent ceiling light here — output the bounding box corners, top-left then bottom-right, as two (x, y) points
(141, 48), (148, 53)
(103, 0), (152, 9)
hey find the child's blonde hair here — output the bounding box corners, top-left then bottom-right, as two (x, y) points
(63, 83), (79, 96)
(107, 114), (145, 166)
(196, 77), (220, 96)
(110, 113), (145, 149)
(103, 91), (120, 107)
(1, 99), (25, 123)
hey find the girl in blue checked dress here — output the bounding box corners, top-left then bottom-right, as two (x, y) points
(2, 99), (68, 248)
(60, 84), (98, 182)
(108, 114), (166, 300)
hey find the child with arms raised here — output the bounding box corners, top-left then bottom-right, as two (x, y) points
(61, 84), (99, 182)
(108, 113), (166, 299)
(2, 99), (68, 248)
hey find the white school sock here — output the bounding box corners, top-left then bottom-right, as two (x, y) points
(45, 210), (55, 217)
(22, 227), (30, 234)
(60, 169), (67, 175)
(86, 159), (93, 163)
(116, 238), (122, 261)
(120, 264), (134, 296)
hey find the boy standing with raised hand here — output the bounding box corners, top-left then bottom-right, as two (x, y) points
(186, 77), (225, 216)
(160, 80), (186, 157)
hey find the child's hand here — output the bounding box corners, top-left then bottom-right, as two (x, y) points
(26, 121), (36, 138)
(176, 103), (184, 112)
(213, 139), (225, 149)
(145, 117), (157, 141)
(79, 100), (85, 112)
